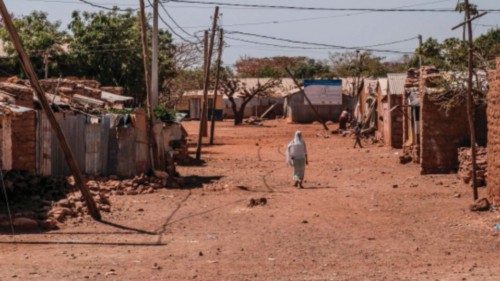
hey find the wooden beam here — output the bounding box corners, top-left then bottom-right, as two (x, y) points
(0, 0), (101, 220)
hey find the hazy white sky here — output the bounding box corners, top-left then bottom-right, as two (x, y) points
(4, 0), (500, 66)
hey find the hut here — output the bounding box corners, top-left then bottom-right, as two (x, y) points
(284, 79), (356, 123)
(175, 90), (224, 120)
(376, 73), (405, 148)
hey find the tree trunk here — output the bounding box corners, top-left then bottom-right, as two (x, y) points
(234, 111), (244, 125)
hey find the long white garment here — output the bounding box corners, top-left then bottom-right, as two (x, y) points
(286, 131), (307, 165)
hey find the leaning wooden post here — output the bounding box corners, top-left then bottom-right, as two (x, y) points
(0, 0), (101, 220)
(196, 6), (219, 160)
(285, 67), (329, 132)
(138, 0), (159, 171)
(209, 28), (224, 145)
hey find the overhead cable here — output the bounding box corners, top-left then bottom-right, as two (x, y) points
(226, 30), (414, 54)
(167, 0), (500, 12)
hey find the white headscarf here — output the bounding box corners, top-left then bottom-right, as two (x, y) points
(286, 131), (307, 165)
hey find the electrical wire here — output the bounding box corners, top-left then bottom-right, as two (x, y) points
(147, 0), (200, 44)
(76, 0), (135, 11)
(226, 30), (413, 54)
(166, 0), (500, 12)
(159, 0), (200, 40)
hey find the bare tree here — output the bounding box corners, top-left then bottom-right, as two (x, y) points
(220, 74), (281, 125)
(161, 42), (203, 107)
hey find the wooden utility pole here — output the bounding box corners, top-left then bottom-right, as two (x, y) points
(285, 67), (329, 132)
(452, 1), (487, 201)
(464, 0), (478, 200)
(138, 0), (159, 171)
(151, 0), (159, 108)
(196, 6), (219, 160)
(201, 31), (209, 138)
(0, 0), (101, 220)
(209, 28), (224, 145)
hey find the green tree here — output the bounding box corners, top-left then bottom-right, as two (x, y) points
(66, 10), (175, 103)
(0, 11), (66, 77)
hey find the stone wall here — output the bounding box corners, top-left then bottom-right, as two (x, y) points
(487, 58), (500, 206)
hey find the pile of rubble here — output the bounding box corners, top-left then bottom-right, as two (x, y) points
(0, 172), (173, 231)
(86, 174), (168, 196)
(0, 171), (111, 230)
(458, 146), (487, 186)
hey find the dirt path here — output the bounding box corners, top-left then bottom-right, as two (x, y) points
(0, 120), (499, 281)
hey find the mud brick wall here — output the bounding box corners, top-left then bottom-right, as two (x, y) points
(487, 58), (500, 206)
(420, 93), (470, 174)
(11, 111), (37, 172)
(389, 94), (403, 149)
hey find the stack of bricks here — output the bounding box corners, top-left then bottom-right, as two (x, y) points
(487, 58), (500, 206)
(40, 79), (102, 100)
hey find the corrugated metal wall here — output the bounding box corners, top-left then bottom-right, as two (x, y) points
(36, 111), (182, 178)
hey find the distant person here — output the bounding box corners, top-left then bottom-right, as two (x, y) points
(339, 108), (351, 130)
(286, 131), (308, 188)
(353, 123), (363, 148)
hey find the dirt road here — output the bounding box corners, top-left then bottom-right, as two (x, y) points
(0, 120), (499, 280)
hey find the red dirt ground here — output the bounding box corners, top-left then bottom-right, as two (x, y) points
(0, 119), (499, 281)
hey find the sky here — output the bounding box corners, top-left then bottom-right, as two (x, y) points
(4, 0), (500, 66)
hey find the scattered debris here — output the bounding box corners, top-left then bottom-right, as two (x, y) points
(248, 197), (267, 207)
(244, 116), (264, 126)
(469, 198), (491, 212)
(301, 220), (309, 224)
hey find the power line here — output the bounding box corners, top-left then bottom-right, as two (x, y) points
(226, 35), (418, 51)
(159, 0), (200, 40)
(167, 0), (459, 29)
(226, 30), (414, 54)
(167, 0), (500, 12)
(147, 0), (200, 44)
(76, 0), (136, 11)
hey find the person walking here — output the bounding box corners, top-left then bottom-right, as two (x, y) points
(286, 131), (308, 188)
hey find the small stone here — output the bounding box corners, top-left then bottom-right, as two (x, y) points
(392, 184), (399, 189)
(198, 251), (203, 256)
(301, 220), (309, 224)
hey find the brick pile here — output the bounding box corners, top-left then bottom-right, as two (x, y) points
(458, 146), (487, 186)
(40, 79), (102, 100)
(487, 58), (500, 206)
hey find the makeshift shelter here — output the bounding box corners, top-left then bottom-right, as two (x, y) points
(403, 66), (487, 174)
(284, 79), (356, 123)
(176, 90), (224, 120)
(0, 80), (187, 178)
(376, 74), (405, 148)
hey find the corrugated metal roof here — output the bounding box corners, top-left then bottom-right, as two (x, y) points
(100, 91), (134, 103)
(0, 101), (34, 114)
(387, 73), (407, 95)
